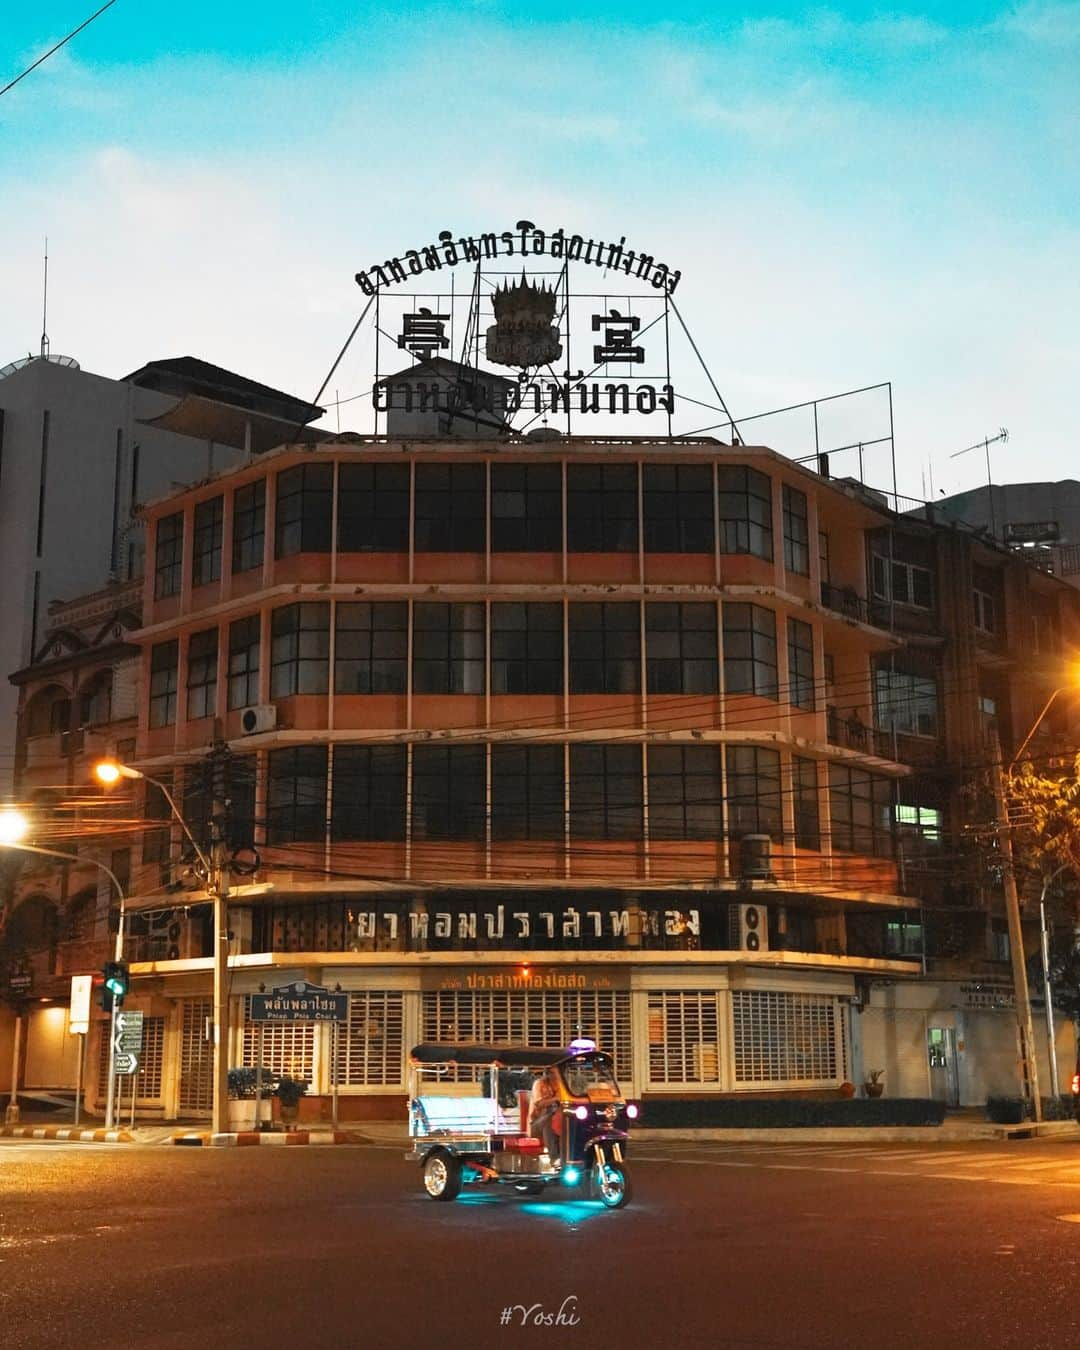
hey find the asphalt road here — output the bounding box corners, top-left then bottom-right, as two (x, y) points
(2, 1138), (1080, 1350)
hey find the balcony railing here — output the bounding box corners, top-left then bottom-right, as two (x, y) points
(826, 706), (895, 759)
(819, 582), (872, 625)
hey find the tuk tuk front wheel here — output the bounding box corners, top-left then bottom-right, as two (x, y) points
(422, 1148), (462, 1201)
(593, 1161), (631, 1209)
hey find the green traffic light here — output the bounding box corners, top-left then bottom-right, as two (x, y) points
(105, 974), (124, 995)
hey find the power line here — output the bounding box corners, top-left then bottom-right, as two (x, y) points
(0, 1), (120, 101)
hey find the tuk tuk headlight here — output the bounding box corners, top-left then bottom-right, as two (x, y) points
(626, 1102), (639, 1120)
(574, 1105), (589, 1120)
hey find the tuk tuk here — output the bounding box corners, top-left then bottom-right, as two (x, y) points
(406, 1039), (636, 1208)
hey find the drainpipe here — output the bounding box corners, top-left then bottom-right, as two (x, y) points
(4, 1012), (22, 1124)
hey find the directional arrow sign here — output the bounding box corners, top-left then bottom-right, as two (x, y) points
(114, 1051), (139, 1076)
(113, 1011), (144, 1056)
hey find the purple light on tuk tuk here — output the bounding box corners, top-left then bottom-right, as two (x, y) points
(574, 1105), (589, 1120)
(626, 1103), (639, 1119)
(568, 1037), (597, 1055)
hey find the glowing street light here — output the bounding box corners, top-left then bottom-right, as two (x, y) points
(0, 807), (29, 846)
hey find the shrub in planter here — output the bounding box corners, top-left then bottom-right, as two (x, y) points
(986, 1096), (1026, 1124)
(275, 1076), (308, 1129)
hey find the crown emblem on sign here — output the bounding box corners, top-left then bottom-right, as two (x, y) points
(486, 271), (562, 370)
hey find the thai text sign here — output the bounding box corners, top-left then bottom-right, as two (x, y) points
(421, 967), (629, 993)
(250, 981), (348, 1023)
(356, 220), (682, 296)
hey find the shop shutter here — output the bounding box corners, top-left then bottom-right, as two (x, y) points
(334, 991), (405, 1087)
(178, 998), (213, 1113)
(241, 998), (315, 1081)
(731, 990), (843, 1086)
(646, 991), (721, 1085)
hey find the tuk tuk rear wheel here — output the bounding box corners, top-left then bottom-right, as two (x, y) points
(422, 1149), (462, 1201)
(593, 1161), (631, 1209)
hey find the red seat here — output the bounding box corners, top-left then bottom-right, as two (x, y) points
(502, 1136), (543, 1152)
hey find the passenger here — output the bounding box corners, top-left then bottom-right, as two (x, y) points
(528, 1067), (560, 1161)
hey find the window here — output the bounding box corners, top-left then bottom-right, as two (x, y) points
(645, 603), (718, 694)
(990, 919), (1010, 962)
(149, 640), (178, 728)
(338, 463), (409, 552)
(275, 463), (332, 557)
(895, 803), (942, 851)
(411, 744), (485, 840)
(492, 744), (565, 841)
(154, 512), (183, 599)
(829, 765), (893, 856)
(647, 990), (721, 1085)
(566, 464), (638, 552)
(412, 603), (485, 694)
(335, 602), (408, 694)
(569, 602), (640, 693)
(793, 755), (820, 849)
(186, 628), (218, 720)
(731, 990), (843, 1085)
(570, 744), (642, 840)
(192, 496), (223, 587)
(1032, 607), (1057, 654)
(267, 746), (328, 843)
(48, 697), (70, 734)
(875, 665), (938, 737)
(723, 603), (778, 699)
(414, 463), (485, 552)
(79, 671), (112, 726)
(642, 464), (714, 553)
(232, 480), (265, 574)
(871, 554), (933, 609)
(331, 745), (407, 841)
(270, 603), (330, 697)
(973, 588), (996, 634)
(819, 530), (831, 585)
(491, 603), (563, 694)
(491, 464), (562, 551)
(885, 915), (924, 957)
(725, 746), (782, 839)
(647, 745), (722, 840)
(717, 465), (772, 559)
(782, 484), (809, 575)
(227, 615), (261, 710)
(787, 618), (815, 710)
(226, 754), (257, 849)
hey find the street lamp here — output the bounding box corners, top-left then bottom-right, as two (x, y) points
(95, 760), (231, 1136)
(0, 806), (128, 1127)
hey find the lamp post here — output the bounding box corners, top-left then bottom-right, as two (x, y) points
(0, 806), (127, 1126)
(95, 761), (231, 1136)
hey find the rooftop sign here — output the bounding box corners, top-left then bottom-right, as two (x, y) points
(355, 220), (682, 296)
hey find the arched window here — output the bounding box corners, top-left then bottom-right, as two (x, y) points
(25, 685), (71, 737)
(65, 888), (98, 942)
(78, 670), (113, 727)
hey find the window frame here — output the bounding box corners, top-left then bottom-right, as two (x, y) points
(491, 463), (562, 552)
(412, 602), (486, 695)
(185, 628), (218, 721)
(642, 463), (714, 553)
(149, 640), (178, 728)
(566, 463), (639, 553)
(274, 463), (333, 558)
(337, 462), (410, 552)
(828, 764), (894, 857)
(490, 602), (563, 695)
(782, 483), (810, 575)
(231, 480), (266, 575)
(569, 743), (643, 841)
(644, 602), (718, 695)
(723, 603), (778, 699)
(270, 603), (330, 697)
(569, 602), (641, 694)
(227, 614), (261, 711)
(192, 496), (224, 588)
(331, 744), (407, 841)
(411, 744), (486, 841)
(646, 744), (723, 841)
(334, 601), (409, 695)
(492, 744), (565, 841)
(154, 512), (183, 599)
(717, 465), (773, 560)
(724, 745), (782, 840)
(267, 745), (328, 844)
(414, 462), (486, 553)
(787, 617), (815, 711)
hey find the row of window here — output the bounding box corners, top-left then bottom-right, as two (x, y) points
(154, 462), (813, 596)
(148, 601), (819, 725)
(227, 742), (891, 855)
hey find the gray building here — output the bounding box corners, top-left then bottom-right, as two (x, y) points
(0, 353), (321, 791)
(932, 480), (1080, 584)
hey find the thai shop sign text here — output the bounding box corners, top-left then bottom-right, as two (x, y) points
(250, 981), (348, 1022)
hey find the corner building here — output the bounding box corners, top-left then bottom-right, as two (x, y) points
(123, 433), (922, 1120)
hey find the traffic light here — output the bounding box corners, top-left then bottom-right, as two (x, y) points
(102, 961), (129, 1010)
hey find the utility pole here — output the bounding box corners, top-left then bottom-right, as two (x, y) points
(991, 750), (1043, 1121)
(209, 743), (232, 1138)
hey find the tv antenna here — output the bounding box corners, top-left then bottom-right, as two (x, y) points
(949, 427), (1008, 540)
(40, 238), (50, 360)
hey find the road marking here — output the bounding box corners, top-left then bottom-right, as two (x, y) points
(1056, 1214), (1080, 1223)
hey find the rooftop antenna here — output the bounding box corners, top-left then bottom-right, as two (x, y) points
(40, 237), (50, 359)
(949, 427), (1008, 540)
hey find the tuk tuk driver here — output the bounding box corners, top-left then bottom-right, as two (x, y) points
(528, 1067), (560, 1160)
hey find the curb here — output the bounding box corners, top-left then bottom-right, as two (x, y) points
(172, 1130), (370, 1147)
(0, 1125), (134, 1144)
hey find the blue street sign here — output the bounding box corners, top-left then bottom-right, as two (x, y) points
(250, 981), (348, 1023)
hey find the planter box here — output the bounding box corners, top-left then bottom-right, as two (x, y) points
(227, 1099), (273, 1132)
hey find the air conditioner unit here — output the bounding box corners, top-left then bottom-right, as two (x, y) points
(240, 703), (277, 735)
(144, 909), (199, 961)
(729, 903), (769, 953)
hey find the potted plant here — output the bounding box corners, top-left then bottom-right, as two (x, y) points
(275, 1075), (308, 1130)
(864, 1069), (885, 1099)
(227, 1067), (274, 1131)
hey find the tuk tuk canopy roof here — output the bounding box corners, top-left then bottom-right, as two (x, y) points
(409, 1043), (570, 1068)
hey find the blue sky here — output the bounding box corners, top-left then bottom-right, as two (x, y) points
(1, 2), (1077, 499)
